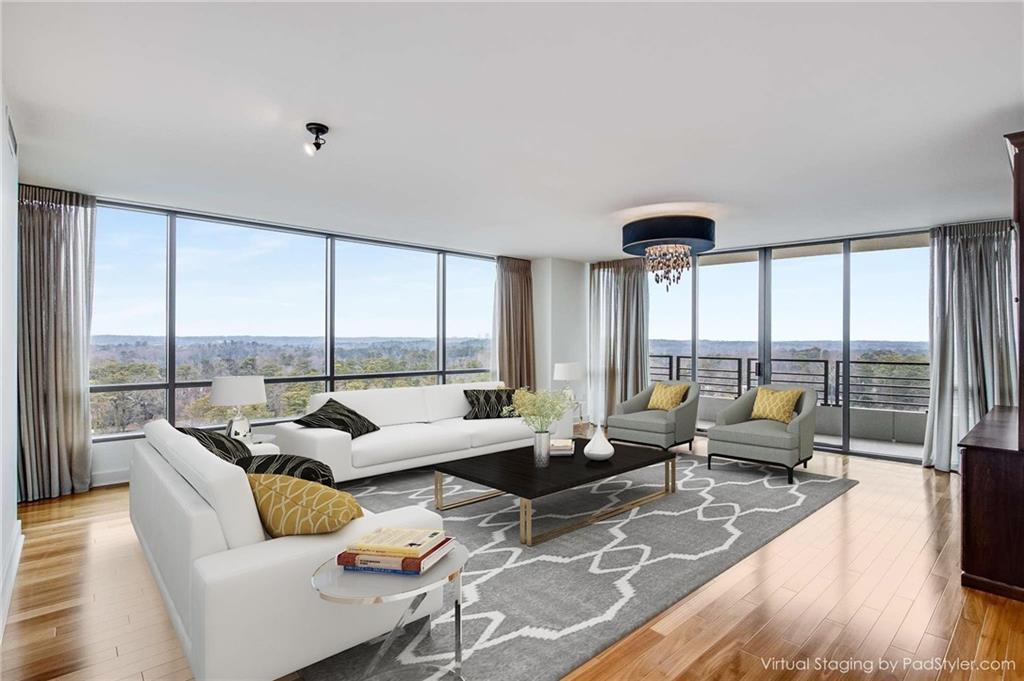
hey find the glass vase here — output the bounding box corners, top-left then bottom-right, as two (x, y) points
(533, 432), (550, 467)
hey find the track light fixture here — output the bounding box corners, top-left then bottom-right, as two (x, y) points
(303, 122), (329, 156)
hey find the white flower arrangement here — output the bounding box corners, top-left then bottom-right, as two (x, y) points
(502, 387), (573, 433)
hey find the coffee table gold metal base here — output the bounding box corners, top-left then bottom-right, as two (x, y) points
(435, 459), (676, 546)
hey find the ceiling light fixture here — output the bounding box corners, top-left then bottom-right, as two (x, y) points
(303, 122), (329, 156)
(622, 215), (716, 290)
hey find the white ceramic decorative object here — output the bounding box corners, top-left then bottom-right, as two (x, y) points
(584, 429), (615, 461)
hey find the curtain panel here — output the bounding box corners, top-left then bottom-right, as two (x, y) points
(922, 220), (1017, 473)
(18, 185), (96, 500)
(588, 257), (649, 424)
(495, 256), (536, 390)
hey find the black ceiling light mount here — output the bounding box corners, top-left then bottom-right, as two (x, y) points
(303, 122), (329, 157)
(622, 215), (716, 290)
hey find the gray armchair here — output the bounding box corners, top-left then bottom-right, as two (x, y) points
(606, 381), (699, 450)
(706, 384), (816, 483)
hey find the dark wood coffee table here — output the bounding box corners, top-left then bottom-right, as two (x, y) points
(433, 438), (676, 546)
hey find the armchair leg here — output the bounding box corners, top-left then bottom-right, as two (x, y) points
(707, 454), (712, 470)
(787, 467), (794, 484)
(688, 441), (693, 451)
(803, 460), (808, 468)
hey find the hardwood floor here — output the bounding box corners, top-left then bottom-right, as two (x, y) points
(1, 440), (1022, 681)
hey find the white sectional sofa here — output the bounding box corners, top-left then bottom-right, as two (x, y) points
(130, 419), (443, 681)
(274, 381), (553, 483)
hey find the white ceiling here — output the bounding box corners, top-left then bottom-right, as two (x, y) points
(4, 2), (1023, 261)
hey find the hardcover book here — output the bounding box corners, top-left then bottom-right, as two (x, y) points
(338, 537), (455, 574)
(346, 527), (446, 558)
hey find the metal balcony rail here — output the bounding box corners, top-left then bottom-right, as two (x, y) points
(648, 354), (929, 412)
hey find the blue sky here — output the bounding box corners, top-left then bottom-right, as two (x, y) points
(92, 207), (495, 338)
(94, 206), (928, 343)
(649, 248), (929, 342)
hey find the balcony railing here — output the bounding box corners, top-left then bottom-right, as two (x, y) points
(649, 354), (929, 412)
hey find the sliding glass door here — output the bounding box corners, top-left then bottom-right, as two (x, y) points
(697, 251), (759, 428)
(769, 243), (844, 447)
(848, 235), (930, 459)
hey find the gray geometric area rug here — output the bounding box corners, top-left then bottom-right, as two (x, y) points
(304, 454), (858, 681)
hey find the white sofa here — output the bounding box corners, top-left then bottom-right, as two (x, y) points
(130, 419), (443, 681)
(274, 381), (555, 483)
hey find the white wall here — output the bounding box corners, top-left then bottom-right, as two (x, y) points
(531, 257), (588, 412)
(0, 6), (24, 638)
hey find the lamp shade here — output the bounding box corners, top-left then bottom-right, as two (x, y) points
(621, 215), (716, 256)
(210, 376), (267, 407)
(552, 362), (584, 382)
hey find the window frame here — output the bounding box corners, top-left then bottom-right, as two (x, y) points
(90, 201), (496, 441)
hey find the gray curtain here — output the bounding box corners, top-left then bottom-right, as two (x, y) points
(922, 220), (1017, 473)
(495, 256), (536, 390)
(18, 185), (96, 500)
(588, 258), (649, 424)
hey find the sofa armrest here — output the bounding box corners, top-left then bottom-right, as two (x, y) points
(669, 383), (700, 443)
(715, 388), (757, 426)
(273, 422), (354, 483)
(787, 391), (817, 459)
(190, 506), (443, 681)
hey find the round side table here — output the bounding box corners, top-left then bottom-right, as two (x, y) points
(311, 541), (469, 680)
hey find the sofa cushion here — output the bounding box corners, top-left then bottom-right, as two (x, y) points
(750, 387), (803, 424)
(351, 424), (472, 468)
(647, 383), (689, 411)
(463, 388), (517, 420)
(246, 474), (363, 538)
(606, 410), (674, 434)
(175, 426), (251, 463)
(708, 419), (800, 450)
(422, 381), (504, 422)
(295, 399), (379, 439)
(233, 454), (335, 487)
(308, 387), (429, 426)
(435, 417), (534, 447)
(143, 419), (265, 549)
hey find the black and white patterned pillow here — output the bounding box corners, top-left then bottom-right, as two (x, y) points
(464, 388), (517, 420)
(294, 399), (380, 439)
(233, 454), (334, 487)
(176, 426), (250, 463)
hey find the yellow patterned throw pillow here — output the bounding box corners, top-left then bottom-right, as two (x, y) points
(647, 383), (689, 411)
(247, 474), (363, 538)
(750, 387), (803, 424)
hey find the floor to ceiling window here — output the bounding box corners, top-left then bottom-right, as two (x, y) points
(444, 255), (497, 384)
(647, 269), (693, 383)
(88, 204), (496, 438)
(89, 207), (168, 435)
(770, 243), (844, 446)
(647, 234), (929, 460)
(334, 241), (439, 389)
(174, 218), (328, 427)
(696, 250), (759, 426)
(849, 234), (930, 458)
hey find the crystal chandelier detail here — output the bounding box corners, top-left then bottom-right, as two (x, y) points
(645, 244), (692, 291)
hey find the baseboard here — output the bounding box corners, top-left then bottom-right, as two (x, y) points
(962, 572), (1024, 602)
(91, 467), (130, 488)
(0, 519), (24, 642)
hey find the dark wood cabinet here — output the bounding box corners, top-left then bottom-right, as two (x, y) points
(959, 406), (1024, 601)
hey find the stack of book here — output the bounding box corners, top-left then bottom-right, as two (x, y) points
(337, 528), (454, 576)
(550, 438), (574, 456)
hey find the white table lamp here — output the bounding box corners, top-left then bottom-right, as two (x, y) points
(553, 362), (584, 423)
(211, 375), (266, 444)
(553, 362), (583, 382)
